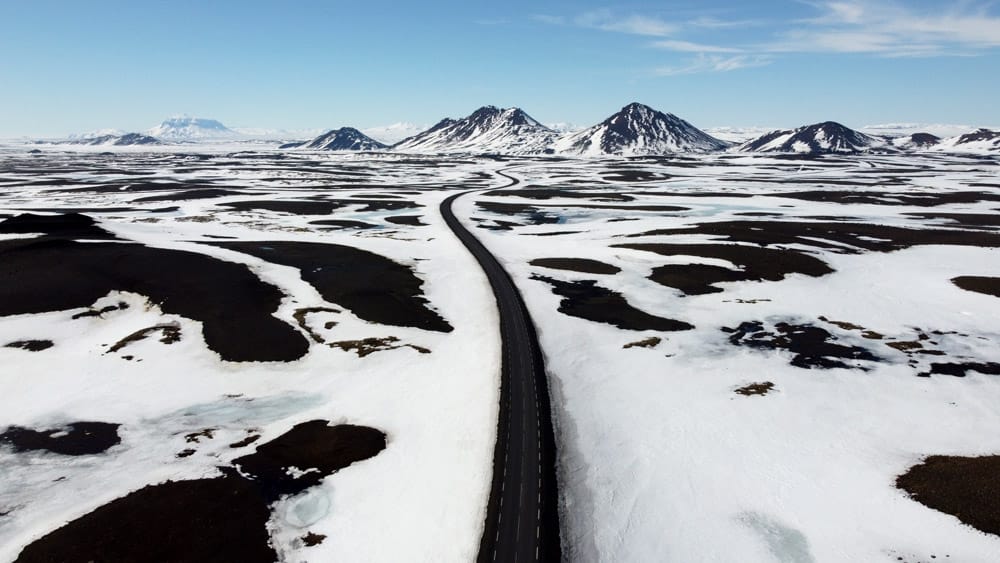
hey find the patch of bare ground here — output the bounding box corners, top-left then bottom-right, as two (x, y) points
(1, 422), (120, 456)
(627, 220), (1000, 254)
(531, 275), (693, 332)
(330, 337), (430, 357)
(0, 227), (310, 362)
(918, 362), (1000, 378)
(617, 243), (833, 296)
(106, 322), (181, 354)
(4, 340), (53, 352)
(530, 258), (621, 275)
(219, 200), (344, 215)
(72, 301), (129, 320)
(301, 532), (326, 546)
(0, 213), (116, 240)
(211, 241), (452, 333)
(624, 337), (661, 349)
(735, 382), (775, 396)
(14, 421), (386, 563)
(723, 321), (880, 370)
(952, 276), (1000, 298)
(309, 219), (376, 230)
(897, 455), (1000, 537)
(385, 215), (426, 226)
(292, 307), (340, 343)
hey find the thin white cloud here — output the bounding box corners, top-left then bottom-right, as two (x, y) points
(655, 54), (773, 76)
(774, 1), (1000, 56)
(687, 16), (766, 29)
(534, 10), (676, 37)
(574, 10), (677, 36)
(652, 39), (742, 53)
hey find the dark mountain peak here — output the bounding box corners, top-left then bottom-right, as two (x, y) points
(739, 120), (880, 154)
(908, 132), (941, 147)
(956, 128), (1000, 144)
(621, 102), (656, 113)
(114, 133), (161, 146)
(469, 105), (503, 121)
(299, 127), (387, 151)
(392, 105), (555, 154)
(557, 103), (728, 155)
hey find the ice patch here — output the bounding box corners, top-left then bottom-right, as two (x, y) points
(738, 512), (815, 563)
(284, 488), (331, 528)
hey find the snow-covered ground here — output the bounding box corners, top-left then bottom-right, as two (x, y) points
(0, 147), (503, 562)
(1, 146), (999, 562)
(460, 154), (1000, 562)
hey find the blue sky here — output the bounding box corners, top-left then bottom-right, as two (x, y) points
(2, 0), (999, 136)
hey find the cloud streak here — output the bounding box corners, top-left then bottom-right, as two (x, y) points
(537, 2), (1000, 60)
(655, 54), (773, 76)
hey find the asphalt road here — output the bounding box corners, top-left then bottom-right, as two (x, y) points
(440, 180), (562, 562)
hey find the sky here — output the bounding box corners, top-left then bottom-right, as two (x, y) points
(1, 0), (999, 137)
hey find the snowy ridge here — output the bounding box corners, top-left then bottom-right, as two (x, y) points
(283, 128), (388, 151)
(393, 106), (559, 155)
(57, 132), (162, 146)
(935, 128), (1000, 152)
(553, 103), (730, 156)
(147, 116), (239, 140)
(890, 133), (941, 150)
(737, 121), (885, 154)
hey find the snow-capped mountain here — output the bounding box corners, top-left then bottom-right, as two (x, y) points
(552, 103), (730, 156)
(64, 132), (162, 146)
(890, 132), (941, 150)
(147, 117), (239, 140)
(737, 121), (884, 154)
(392, 106), (559, 155)
(936, 128), (1000, 152)
(282, 127), (388, 151)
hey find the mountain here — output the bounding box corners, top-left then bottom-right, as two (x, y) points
(552, 103), (730, 156)
(281, 127), (388, 151)
(147, 117), (238, 140)
(890, 132), (941, 150)
(937, 128), (1000, 152)
(64, 133), (162, 146)
(737, 121), (883, 154)
(392, 106), (558, 155)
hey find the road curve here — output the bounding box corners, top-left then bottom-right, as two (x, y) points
(440, 182), (561, 562)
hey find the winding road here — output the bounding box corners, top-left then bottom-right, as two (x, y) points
(440, 170), (562, 562)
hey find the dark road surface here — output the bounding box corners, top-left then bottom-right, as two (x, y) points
(440, 177), (561, 562)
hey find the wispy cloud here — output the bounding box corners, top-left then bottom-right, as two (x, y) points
(687, 16), (766, 29)
(533, 10), (676, 37)
(655, 54), (773, 76)
(772, 1), (1000, 56)
(652, 39), (742, 53)
(535, 2), (1000, 78)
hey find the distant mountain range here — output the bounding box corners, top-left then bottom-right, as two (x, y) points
(36, 106), (1000, 156)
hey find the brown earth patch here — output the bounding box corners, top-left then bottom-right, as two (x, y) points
(531, 275), (693, 332)
(530, 258), (621, 275)
(952, 276), (1000, 298)
(897, 455), (1000, 536)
